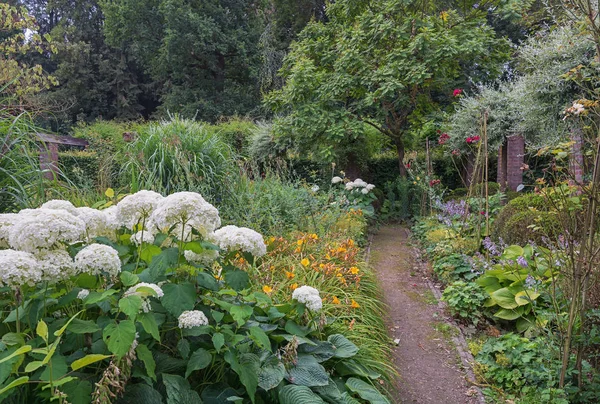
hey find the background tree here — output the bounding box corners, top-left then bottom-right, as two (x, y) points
(265, 0), (510, 177)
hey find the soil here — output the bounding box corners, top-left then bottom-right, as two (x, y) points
(369, 224), (481, 404)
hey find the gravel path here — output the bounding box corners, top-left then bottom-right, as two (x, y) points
(370, 224), (481, 404)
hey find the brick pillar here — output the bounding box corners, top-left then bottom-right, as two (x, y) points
(497, 144), (507, 191)
(507, 135), (524, 191)
(39, 142), (59, 180)
(569, 129), (584, 184)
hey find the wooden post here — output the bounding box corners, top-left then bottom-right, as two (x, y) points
(570, 129), (584, 184)
(39, 142), (59, 180)
(506, 135), (525, 191)
(497, 144), (507, 191)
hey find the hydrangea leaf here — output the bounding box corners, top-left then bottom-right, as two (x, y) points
(229, 305), (253, 327)
(162, 373), (201, 404)
(136, 344), (156, 381)
(161, 283), (196, 317)
(224, 352), (260, 400)
(196, 272), (219, 291)
(137, 313), (160, 342)
(119, 295), (143, 320)
(103, 320), (136, 358)
(224, 270), (250, 291)
(185, 348), (212, 378)
(249, 326), (271, 350)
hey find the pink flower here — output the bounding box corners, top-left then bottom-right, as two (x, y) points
(429, 179), (441, 187)
(466, 135), (480, 144)
(438, 133), (450, 144)
(453, 89), (463, 97)
(451, 149), (460, 156)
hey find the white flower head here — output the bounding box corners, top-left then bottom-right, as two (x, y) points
(36, 249), (77, 282)
(178, 310), (209, 329)
(352, 179), (368, 188)
(116, 190), (163, 230)
(0, 213), (17, 248)
(311, 185), (320, 192)
(75, 207), (111, 240)
(75, 244), (121, 277)
(130, 230), (155, 246)
(331, 176), (343, 184)
(0, 249), (41, 287)
(77, 289), (90, 300)
(150, 192), (220, 240)
(292, 285), (322, 312)
(361, 188), (369, 194)
(184, 249), (219, 266)
(9, 209), (86, 253)
(345, 182), (354, 190)
(212, 225), (266, 257)
(124, 282), (164, 313)
(40, 199), (78, 215)
(102, 206), (119, 231)
(366, 184), (375, 191)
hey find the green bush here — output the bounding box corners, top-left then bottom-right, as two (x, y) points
(434, 254), (477, 283)
(442, 281), (487, 325)
(378, 177), (421, 221)
(493, 193), (560, 245)
(205, 117), (257, 155)
(58, 151), (99, 189)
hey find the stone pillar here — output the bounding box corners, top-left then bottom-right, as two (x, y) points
(497, 144), (507, 191)
(569, 130), (584, 184)
(39, 142), (59, 180)
(507, 135), (524, 191)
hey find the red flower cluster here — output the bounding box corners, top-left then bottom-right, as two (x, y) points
(438, 133), (450, 144)
(405, 163), (411, 169)
(466, 135), (480, 144)
(451, 149), (460, 156)
(453, 89), (463, 97)
(429, 179), (441, 187)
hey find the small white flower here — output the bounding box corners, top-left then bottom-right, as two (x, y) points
(0, 249), (41, 287)
(311, 185), (320, 192)
(361, 188), (369, 195)
(184, 249), (219, 266)
(292, 285), (322, 312)
(75, 207), (111, 240)
(75, 244), (121, 277)
(130, 230), (155, 246)
(352, 179), (368, 188)
(331, 176), (343, 184)
(116, 190), (163, 230)
(124, 282), (164, 313)
(36, 249), (77, 282)
(40, 199), (78, 215)
(366, 184), (375, 191)
(178, 310), (209, 329)
(9, 209), (86, 253)
(77, 289), (90, 299)
(345, 182), (354, 190)
(212, 225), (266, 257)
(0, 213), (17, 248)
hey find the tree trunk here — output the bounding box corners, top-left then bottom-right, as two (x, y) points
(344, 152), (361, 180)
(395, 138), (407, 177)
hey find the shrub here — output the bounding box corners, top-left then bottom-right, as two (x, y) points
(378, 178), (421, 221)
(493, 193), (560, 245)
(58, 151), (99, 189)
(442, 281), (487, 325)
(434, 254), (477, 283)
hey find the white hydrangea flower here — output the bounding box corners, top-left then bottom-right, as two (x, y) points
(130, 230), (155, 246)
(74, 244), (121, 277)
(0, 249), (41, 287)
(123, 282), (164, 313)
(40, 199), (78, 215)
(116, 190), (163, 230)
(150, 192), (220, 240)
(178, 310), (209, 329)
(212, 225), (266, 257)
(102, 206), (119, 231)
(345, 182), (354, 190)
(311, 185), (320, 192)
(36, 249), (77, 282)
(366, 184), (375, 191)
(9, 209), (86, 253)
(184, 249), (219, 266)
(352, 178), (368, 188)
(0, 213), (17, 248)
(331, 176), (343, 184)
(361, 188), (369, 195)
(292, 285), (322, 312)
(77, 289), (90, 299)
(75, 207), (111, 240)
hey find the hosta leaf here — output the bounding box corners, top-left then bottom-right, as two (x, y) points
(312, 378), (343, 401)
(185, 348), (212, 378)
(103, 320), (136, 358)
(494, 306), (525, 320)
(515, 290), (540, 306)
(345, 377), (391, 404)
(335, 359), (381, 379)
(285, 354), (329, 387)
(162, 373), (201, 404)
(225, 352), (260, 401)
(257, 355), (285, 390)
(278, 385), (325, 404)
(298, 340), (335, 362)
(328, 334), (359, 358)
(491, 287), (519, 309)
(161, 283), (196, 317)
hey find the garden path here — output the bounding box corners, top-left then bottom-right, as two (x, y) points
(370, 225), (480, 404)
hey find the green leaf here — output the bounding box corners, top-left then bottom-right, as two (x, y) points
(278, 384), (325, 404)
(258, 354), (285, 390)
(136, 344), (156, 381)
(138, 313), (161, 342)
(515, 290), (540, 306)
(36, 320), (48, 342)
(41, 376), (78, 390)
(177, 339), (190, 359)
(185, 348), (212, 378)
(67, 318), (101, 334)
(284, 321), (310, 337)
(197, 272), (219, 291)
(503, 245), (524, 259)
(162, 373), (201, 404)
(140, 244), (162, 264)
(328, 334), (359, 358)
(1, 333), (24, 347)
(120, 271), (139, 287)
(491, 287), (519, 309)
(249, 326), (271, 350)
(335, 359), (381, 379)
(54, 310), (84, 336)
(62, 380), (92, 404)
(224, 352), (260, 401)
(0, 376), (29, 396)
(224, 270), (250, 291)
(71, 354), (111, 371)
(313, 379), (343, 402)
(119, 295), (143, 320)
(285, 354), (329, 387)
(103, 320), (136, 358)
(161, 283), (196, 317)
(229, 305), (253, 327)
(138, 247), (179, 283)
(494, 307), (525, 320)
(345, 377), (391, 404)
(0, 345), (31, 364)
(212, 333), (225, 351)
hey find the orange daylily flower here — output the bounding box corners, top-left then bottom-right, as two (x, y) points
(301, 258), (310, 267)
(350, 267), (360, 275)
(332, 296), (341, 305)
(290, 283), (298, 290)
(351, 299), (360, 309)
(263, 285), (273, 294)
(285, 271), (295, 279)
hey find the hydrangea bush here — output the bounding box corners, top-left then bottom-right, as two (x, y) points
(0, 190), (388, 403)
(330, 174), (377, 217)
